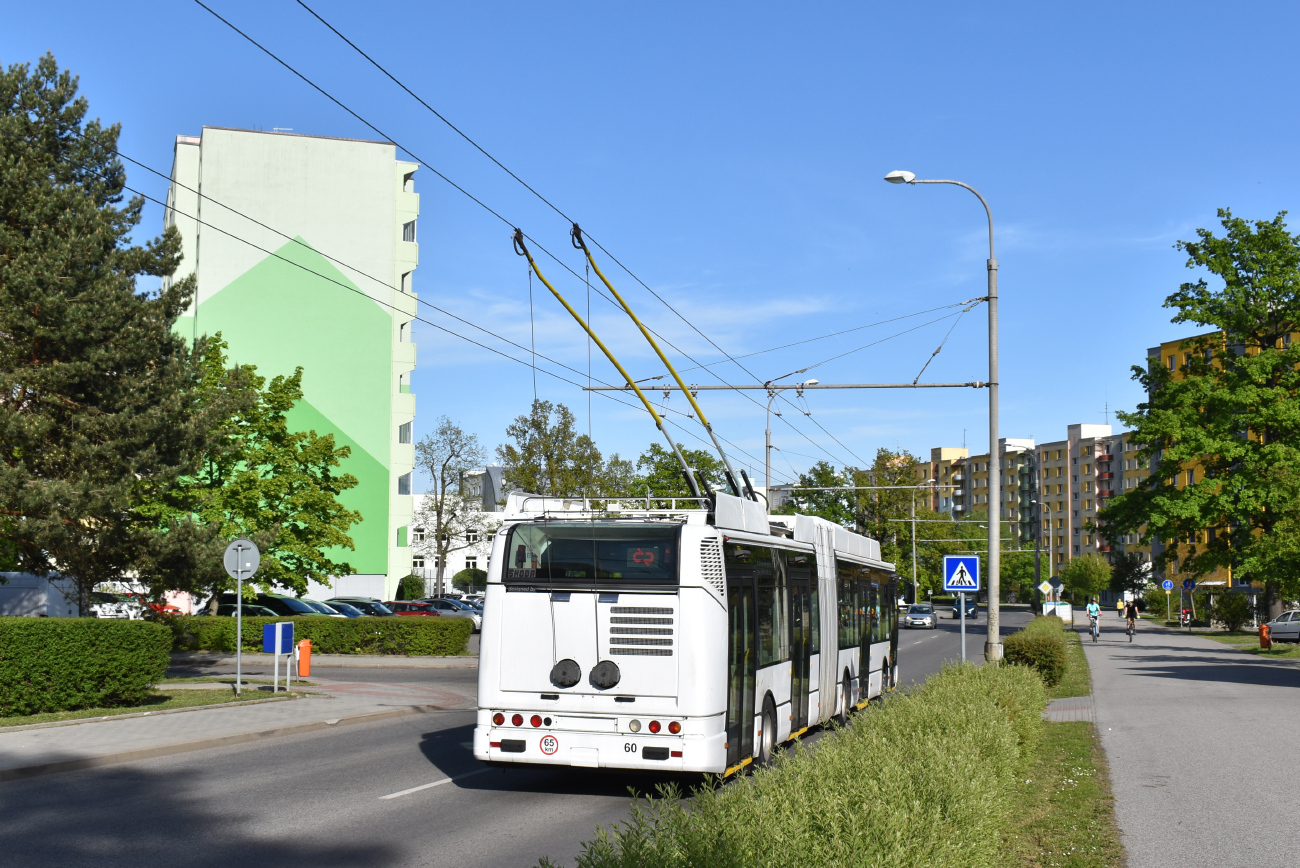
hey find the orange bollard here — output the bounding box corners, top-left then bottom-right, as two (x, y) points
(1260, 624), (1272, 650)
(297, 639), (312, 677)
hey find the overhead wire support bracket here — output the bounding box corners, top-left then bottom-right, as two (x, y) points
(512, 229), (704, 500)
(571, 223), (749, 501)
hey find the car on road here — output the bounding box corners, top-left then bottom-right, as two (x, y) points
(384, 601), (441, 617)
(950, 597), (979, 619)
(420, 597), (483, 631)
(325, 597), (396, 617)
(903, 603), (937, 629)
(1267, 609), (1300, 642)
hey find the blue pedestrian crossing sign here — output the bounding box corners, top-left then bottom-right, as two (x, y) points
(943, 556), (981, 592)
(1162, 579), (1174, 591)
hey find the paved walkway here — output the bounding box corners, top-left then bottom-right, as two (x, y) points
(0, 674), (477, 781)
(1083, 625), (1300, 866)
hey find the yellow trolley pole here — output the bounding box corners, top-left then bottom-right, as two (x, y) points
(512, 230), (703, 499)
(570, 224), (751, 501)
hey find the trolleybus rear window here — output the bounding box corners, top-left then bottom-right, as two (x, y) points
(502, 523), (680, 588)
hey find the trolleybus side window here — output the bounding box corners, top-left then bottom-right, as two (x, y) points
(787, 551), (819, 654)
(726, 543), (786, 667)
(501, 523), (679, 588)
(865, 572), (880, 645)
(836, 559), (860, 649)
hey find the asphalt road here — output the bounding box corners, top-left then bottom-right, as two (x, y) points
(1, 607), (1034, 867)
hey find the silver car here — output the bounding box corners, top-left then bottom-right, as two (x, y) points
(421, 597), (483, 632)
(1267, 610), (1300, 642)
(904, 603), (937, 629)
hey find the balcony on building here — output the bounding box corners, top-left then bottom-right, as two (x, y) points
(951, 473), (963, 482)
(1097, 472), (1114, 480)
(1098, 490), (1116, 498)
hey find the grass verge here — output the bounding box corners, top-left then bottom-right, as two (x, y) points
(0, 689), (279, 727)
(1052, 629), (1092, 700)
(159, 676), (319, 686)
(1005, 721), (1125, 868)
(1197, 631), (1300, 657)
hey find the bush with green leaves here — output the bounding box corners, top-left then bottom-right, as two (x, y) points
(396, 574), (425, 600)
(453, 568), (487, 591)
(167, 615), (472, 656)
(0, 618), (172, 716)
(538, 663), (1046, 868)
(1004, 617), (1069, 687)
(1211, 592), (1252, 631)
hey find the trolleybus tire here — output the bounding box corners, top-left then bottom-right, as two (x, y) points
(838, 672), (852, 725)
(757, 696), (777, 767)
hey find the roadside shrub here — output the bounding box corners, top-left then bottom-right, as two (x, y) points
(0, 618), (172, 716)
(539, 664), (1046, 868)
(396, 574), (425, 600)
(1144, 585), (1172, 618)
(166, 615), (473, 656)
(1211, 592), (1252, 631)
(1003, 631), (1068, 687)
(453, 568), (487, 591)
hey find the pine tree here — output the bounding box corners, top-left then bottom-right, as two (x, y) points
(0, 56), (217, 613)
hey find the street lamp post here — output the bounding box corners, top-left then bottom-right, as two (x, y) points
(911, 479), (937, 605)
(765, 376), (818, 491)
(885, 170), (1002, 662)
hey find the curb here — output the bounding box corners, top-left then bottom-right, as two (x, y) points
(0, 695), (297, 734)
(0, 703), (468, 783)
(169, 652), (478, 669)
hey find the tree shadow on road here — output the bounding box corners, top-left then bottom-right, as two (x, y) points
(0, 765), (395, 867)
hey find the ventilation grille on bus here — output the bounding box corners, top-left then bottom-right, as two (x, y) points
(609, 607), (675, 656)
(700, 538), (725, 596)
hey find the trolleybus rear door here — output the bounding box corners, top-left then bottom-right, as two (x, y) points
(787, 551), (814, 732)
(725, 578), (756, 768)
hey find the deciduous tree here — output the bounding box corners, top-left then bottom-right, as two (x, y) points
(496, 399), (633, 497)
(413, 417), (499, 595)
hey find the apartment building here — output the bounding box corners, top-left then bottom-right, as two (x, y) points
(164, 127), (420, 600)
(928, 447), (969, 514)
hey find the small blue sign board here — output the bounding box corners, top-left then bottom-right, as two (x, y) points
(1162, 579), (1174, 591)
(262, 621), (294, 654)
(943, 555), (981, 593)
(1182, 579), (1196, 592)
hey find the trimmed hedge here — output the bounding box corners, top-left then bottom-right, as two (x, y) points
(1004, 616), (1069, 687)
(540, 663), (1047, 868)
(0, 618), (172, 717)
(166, 616), (473, 656)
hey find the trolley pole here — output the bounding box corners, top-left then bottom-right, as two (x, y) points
(885, 171), (1002, 663)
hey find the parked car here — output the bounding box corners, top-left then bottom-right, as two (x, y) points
(904, 603), (937, 629)
(325, 601), (365, 618)
(1267, 609), (1300, 642)
(950, 597), (979, 619)
(384, 601), (441, 617)
(90, 591), (142, 620)
(420, 597), (483, 631)
(300, 598), (346, 618)
(218, 592), (323, 617)
(216, 603), (279, 618)
(326, 597), (396, 617)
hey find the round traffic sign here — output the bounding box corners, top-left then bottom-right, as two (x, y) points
(1162, 579), (1174, 591)
(1182, 578), (1196, 592)
(539, 735), (559, 756)
(223, 539), (261, 581)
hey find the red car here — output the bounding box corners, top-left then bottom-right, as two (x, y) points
(384, 601), (441, 617)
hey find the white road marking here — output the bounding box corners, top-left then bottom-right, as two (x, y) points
(380, 767), (492, 800)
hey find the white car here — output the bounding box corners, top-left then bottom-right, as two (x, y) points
(904, 603), (938, 629)
(1267, 610), (1300, 642)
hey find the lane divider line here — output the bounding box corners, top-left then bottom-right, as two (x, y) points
(380, 767), (493, 800)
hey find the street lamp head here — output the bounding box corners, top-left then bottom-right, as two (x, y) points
(803, 378), (819, 387)
(884, 170), (916, 185)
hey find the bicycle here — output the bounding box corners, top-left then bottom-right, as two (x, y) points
(1126, 617), (1136, 642)
(1090, 615), (1100, 642)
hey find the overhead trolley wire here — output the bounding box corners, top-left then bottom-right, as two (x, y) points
(193, 0), (855, 472)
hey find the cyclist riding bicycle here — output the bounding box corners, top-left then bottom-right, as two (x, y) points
(1086, 598), (1102, 639)
(1123, 600), (1139, 632)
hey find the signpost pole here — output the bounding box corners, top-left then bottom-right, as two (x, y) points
(223, 539), (261, 701)
(1166, 590), (1171, 622)
(236, 580), (242, 697)
(959, 591), (967, 664)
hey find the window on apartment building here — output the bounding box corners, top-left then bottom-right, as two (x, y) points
(1085, 499), (1093, 510)
(412, 556), (425, 569)
(465, 557), (478, 571)
(401, 271), (412, 293)
(399, 422), (412, 444)
(466, 530), (479, 544)
(398, 472), (412, 496)
(1073, 545), (1080, 554)
(1187, 469), (1195, 485)
(400, 322), (409, 342)
(402, 221), (417, 243)
(1056, 518), (1064, 529)
(1285, 334), (1292, 348)
(412, 527), (425, 542)
(404, 172), (415, 192)
(1167, 355), (1175, 370)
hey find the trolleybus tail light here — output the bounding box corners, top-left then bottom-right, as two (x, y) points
(490, 742), (501, 748)
(668, 721), (681, 734)
(530, 715), (543, 728)
(648, 720), (661, 734)
(629, 719), (641, 733)
(512, 713), (524, 726)
(670, 750), (682, 758)
(492, 712), (505, 726)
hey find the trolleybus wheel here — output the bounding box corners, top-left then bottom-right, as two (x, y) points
(838, 672), (852, 725)
(882, 659), (892, 692)
(757, 696), (777, 767)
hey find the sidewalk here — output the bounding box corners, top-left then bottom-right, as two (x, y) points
(1083, 626), (1300, 866)
(170, 651), (477, 669)
(0, 673), (477, 782)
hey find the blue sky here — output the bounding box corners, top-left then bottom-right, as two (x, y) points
(7, 1), (1300, 490)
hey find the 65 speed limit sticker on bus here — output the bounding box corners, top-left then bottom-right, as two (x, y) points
(540, 735), (560, 755)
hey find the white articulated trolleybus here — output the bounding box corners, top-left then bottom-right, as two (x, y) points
(473, 490), (900, 775)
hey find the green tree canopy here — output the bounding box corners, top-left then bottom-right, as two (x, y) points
(1060, 553), (1111, 600)
(497, 399), (633, 497)
(0, 56), (220, 612)
(635, 442), (727, 500)
(1101, 209), (1300, 615)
